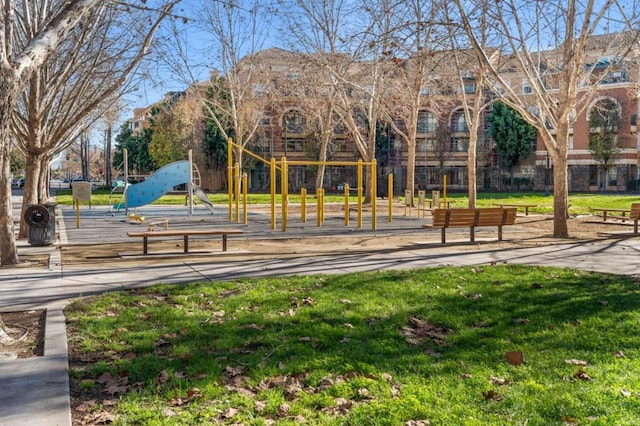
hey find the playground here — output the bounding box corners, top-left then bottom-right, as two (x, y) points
(53, 145), (640, 267)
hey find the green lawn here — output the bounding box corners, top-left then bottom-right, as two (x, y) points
(66, 265), (640, 425)
(53, 189), (640, 216)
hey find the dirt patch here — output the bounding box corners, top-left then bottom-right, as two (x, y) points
(1, 254), (49, 269)
(59, 214), (638, 267)
(0, 310), (45, 359)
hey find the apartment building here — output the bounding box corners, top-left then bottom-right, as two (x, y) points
(129, 40), (640, 194)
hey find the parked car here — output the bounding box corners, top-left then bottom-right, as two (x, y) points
(18, 178), (25, 188)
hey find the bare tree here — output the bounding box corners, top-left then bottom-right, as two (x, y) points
(165, 0), (276, 174)
(443, 3), (495, 208)
(12, 1), (176, 239)
(380, 0), (448, 205)
(453, 0), (640, 237)
(1, 0), (103, 266)
(282, 0), (398, 203)
(278, 0), (359, 191)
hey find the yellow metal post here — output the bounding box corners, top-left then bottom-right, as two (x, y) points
(320, 188), (325, 224)
(75, 198), (80, 228)
(242, 173), (248, 224)
(234, 162), (240, 222)
(301, 188), (307, 222)
(443, 174), (447, 207)
(371, 159), (377, 230)
(227, 139), (233, 221)
(357, 159), (363, 229)
(344, 184), (350, 226)
(388, 174), (393, 222)
(270, 158), (276, 230)
(281, 157), (288, 232)
(316, 188), (322, 227)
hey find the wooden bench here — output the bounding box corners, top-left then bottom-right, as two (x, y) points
(589, 207), (631, 222)
(423, 207), (517, 243)
(495, 203), (536, 216)
(127, 229), (243, 255)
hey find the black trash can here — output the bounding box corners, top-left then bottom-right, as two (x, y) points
(24, 202), (57, 246)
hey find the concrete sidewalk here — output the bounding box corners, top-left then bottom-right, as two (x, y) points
(2, 197), (640, 425)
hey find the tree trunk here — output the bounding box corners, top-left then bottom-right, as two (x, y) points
(364, 133), (376, 205)
(0, 77), (20, 266)
(467, 136), (477, 208)
(18, 153), (45, 238)
(314, 131), (331, 191)
(0, 133), (19, 266)
(406, 142), (416, 207)
(548, 126), (570, 238)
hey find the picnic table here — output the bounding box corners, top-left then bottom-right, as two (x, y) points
(494, 203), (537, 216)
(588, 207), (631, 222)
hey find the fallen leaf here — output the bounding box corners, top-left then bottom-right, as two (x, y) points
(614, 351), (625, 358)
(565, 359), (588, 366)
(221, 407), (238, 419)
(96, 372), (114, 384)
(278, 403), (291, 417)
(506, 351), (525, 366)
(242, 323), (265, 330)
(512, 318), (530, 324)
(561, 416), (579, 424)
(482, 390), (503, 401)
(76, 400), (97, 412)
(157, 369), (170, 383)
(573, 369), (590, 381)
(598, 300), (609, 306)
(357, 388), (371, 398)
(490, 376), (510, 386)
(621, 389), (632, 397)
(460, 373), (473, 379)
(163, 408), (177, 417)
(106, 384), (129, 395)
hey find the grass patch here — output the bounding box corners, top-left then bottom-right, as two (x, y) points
(53, 190), (640, 216)
(66, 265), (640, 425)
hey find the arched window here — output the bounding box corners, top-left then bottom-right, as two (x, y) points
(417, 110), (437, 133)
(282, 110), (306, 133)
(451, 110), (468, 133)
(588, 98), (621, 132)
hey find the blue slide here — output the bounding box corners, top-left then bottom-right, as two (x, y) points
(126, 160), (190, 208)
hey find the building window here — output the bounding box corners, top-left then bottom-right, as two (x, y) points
(522, 80), (532, 94)
(451, 110), (468, 133)
(285, 139), (305, 152)
(253, 83), (267, 98)
(464, 81), (476, 94)
(417, 110), (438, 134)
(451, 137), (469, 152)
(332, 139), (351, 152)
(589, 98), (621, 132)
(259, 115), (271, 126)
(283, 111), (306, 134)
